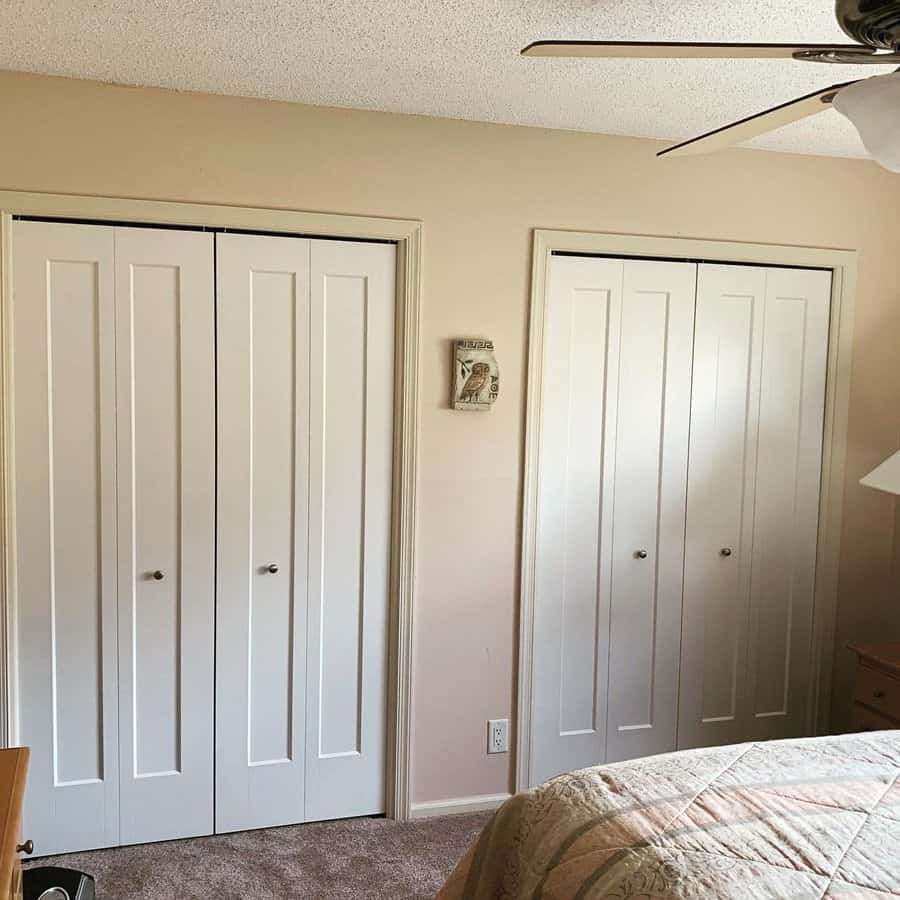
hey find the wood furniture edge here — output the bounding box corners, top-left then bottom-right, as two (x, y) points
(0, 747), (28, 900)
(848, 642), (900, 679)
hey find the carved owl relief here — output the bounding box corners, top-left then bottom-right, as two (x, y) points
(460, 362), (491, 402)
(453, 339), (499, 411)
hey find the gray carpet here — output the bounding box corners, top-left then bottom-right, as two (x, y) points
(25, 812), (490, 899)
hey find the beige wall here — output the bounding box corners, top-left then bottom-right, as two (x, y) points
(1, 70), (898, 805)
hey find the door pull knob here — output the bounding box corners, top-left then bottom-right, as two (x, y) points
(266, 563), (279, 574)
(720, 548), (733, 557)
(17, 839), (33, 855)
(151, 570), (165, 581)
(635, 549), (648, 560)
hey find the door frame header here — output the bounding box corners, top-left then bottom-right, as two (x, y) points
(517, 227), (857, 790)
(0, 190), (423, 821)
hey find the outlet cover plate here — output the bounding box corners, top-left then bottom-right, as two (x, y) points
(488, 718), (509, 754)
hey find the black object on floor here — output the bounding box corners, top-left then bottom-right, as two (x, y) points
(24, 866), (96, 900)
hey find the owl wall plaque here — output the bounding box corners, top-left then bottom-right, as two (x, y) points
(452, 339), (499, 411)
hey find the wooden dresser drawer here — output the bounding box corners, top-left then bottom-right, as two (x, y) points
(854, 664), (900, 720)
(852, 702), (899, 733)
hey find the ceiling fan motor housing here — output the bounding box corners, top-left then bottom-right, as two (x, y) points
(837, 0), (900, 49)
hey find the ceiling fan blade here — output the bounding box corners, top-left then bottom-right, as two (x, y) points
(657, 81), (859, 158)
(521, 40), (875, 59)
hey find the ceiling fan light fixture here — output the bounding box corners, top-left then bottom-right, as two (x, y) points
(832, 72), (900, 172)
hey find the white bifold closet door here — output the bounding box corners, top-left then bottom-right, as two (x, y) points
(530, 255), (695, 786)
(12, 222), (215, 854)
(14, 222), (120, 854)
(114, 228), (215, 845)
(677, 264), (831, 748)
(215, 234), (394, 832)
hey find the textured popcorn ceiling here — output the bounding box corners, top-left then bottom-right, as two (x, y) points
(0, 0), (886, 158)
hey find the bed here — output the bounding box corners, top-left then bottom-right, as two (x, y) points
(437, 731), (900, 899)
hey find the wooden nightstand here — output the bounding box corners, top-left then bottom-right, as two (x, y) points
(848, 643), (900, 732)
(0, 748), (28, 900)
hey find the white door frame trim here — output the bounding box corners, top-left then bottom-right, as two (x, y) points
(516, 228), (857, 791)
(0, 190), (423, 821)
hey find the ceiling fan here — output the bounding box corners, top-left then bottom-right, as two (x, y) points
(522, 0), (900, 171)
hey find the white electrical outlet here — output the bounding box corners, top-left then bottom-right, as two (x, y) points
(487, 718), (509, 754)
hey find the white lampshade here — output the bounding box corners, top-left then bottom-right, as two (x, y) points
(860, 450), (900, 496)
(833, 73), (900, 174)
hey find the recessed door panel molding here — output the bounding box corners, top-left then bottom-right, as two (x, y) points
(247, 268), (299, 768)
(531, 255), (621, 787)
(605, 260), (695, 763)
(114, 227), (215, 845)
(215, 233), (311, 833)
(12, 221), (120, 854)
(304, 239), (395, 822)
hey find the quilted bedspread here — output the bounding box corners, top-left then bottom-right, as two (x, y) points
(437, 731), (900, 899)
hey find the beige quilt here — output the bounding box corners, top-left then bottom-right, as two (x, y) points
(438, 731), (900, 899)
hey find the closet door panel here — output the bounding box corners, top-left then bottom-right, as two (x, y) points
(215, 234), (310, 833)
(747, 268), (830, 739)
(605, 260), (695, 762)
(13, 222), (119, 854)
(679, 264), (830, 748)
(678, 264), (766, 749)
(531, 256), (621, 786)
(247, 271), (299, 767)
(304, 239), (395, 821)
(115, 228), (215, 844)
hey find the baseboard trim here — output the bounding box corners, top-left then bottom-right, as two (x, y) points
(409, 792), (512, 819)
